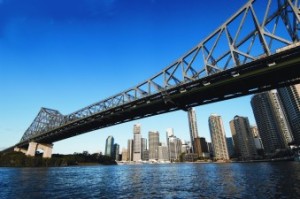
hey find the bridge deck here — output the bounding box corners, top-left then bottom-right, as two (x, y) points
(10, 46), (300, 150)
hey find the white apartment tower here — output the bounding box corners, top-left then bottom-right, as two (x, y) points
(208, 114), (229, 160)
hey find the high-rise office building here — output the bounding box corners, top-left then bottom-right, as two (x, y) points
(141, 138), (148, 161)
(226, 137), (235, 158)
(113, 143), (120, 161)
(166, 128), (174, 145)
(188, 108), (199, 153)
(166, 128), (183, 161)
(207, 142), (214, 157)
(253, 137), (264, 150)
(166, 128), (174, 160)
(194, 138), (201, 156)
(250, 125), (264, 155)
(158, 143), (169, 161)
(133, 124), (142, 161)
(105, 136), (114, 157)
(250, 126), (260, 138)
(168, 136), (182, 161)
(230, 116), (257, 159)
(149, 131), (159, 160)
(127, 139), (133, 161)
(277, 84), (300, 145)
(181, 140), (190, 154)
(194, 137), (209, 158)
(200, 138), (209, 152)
(251, 90), (293, 153)
(121, 148), (128, 161)
(208, 114), (229, 160)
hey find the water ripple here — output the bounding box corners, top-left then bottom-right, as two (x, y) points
(0, 162), (300, 199)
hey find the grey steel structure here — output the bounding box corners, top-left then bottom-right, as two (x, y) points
(3, 0), (300, 152)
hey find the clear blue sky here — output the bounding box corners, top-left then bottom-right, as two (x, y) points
(0, 0), (261, 154)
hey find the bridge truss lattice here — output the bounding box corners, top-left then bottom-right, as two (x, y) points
(20, 0), (300, 143)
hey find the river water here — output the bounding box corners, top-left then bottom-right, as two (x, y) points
(0, 162), (299, 199)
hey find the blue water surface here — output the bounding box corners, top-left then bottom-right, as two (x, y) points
(0, 162), (299, 199)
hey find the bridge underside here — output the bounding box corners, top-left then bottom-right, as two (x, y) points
(8, 47), (298, 150)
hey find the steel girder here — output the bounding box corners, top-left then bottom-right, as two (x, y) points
(20, 108), (64, 142)
(20, 0), (300, 143)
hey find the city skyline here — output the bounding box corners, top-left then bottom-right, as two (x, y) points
(113, 83), (300, 161)
(1, 0), (299, 198)
(0, 0), (271, 154)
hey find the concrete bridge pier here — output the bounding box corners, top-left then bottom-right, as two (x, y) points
(14, 142), (53, 158)
(14, 147), (27, 154)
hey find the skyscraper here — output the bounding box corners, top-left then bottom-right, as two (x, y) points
(250, 125), (264, 155)
(127, 139), (133, 161)
(250, 126), (260, 138)
(194, 137), (209, 158)
(133, 124), (142, 161)
(207, 142), (214, 157)
(277, 84), (300, 145)
(166, 129), (182, 161)
(121, 148), (128, 161)
(251, 90), (293, 154)
(188, 108), (199, 153)
(226, 137), (235, 158)
(181, 140), (190, 154)
(158, 143), (169, 161)
(229, 116), (257, 159)
(166, 128), (174, 160)
(105, 136), (114, 157)
(113, 143), (120, 161)
(208, 114), (229, 160)
(141, 138), (148, 161)
(149, 131), (159, 160)
(168, 136), (182, 161)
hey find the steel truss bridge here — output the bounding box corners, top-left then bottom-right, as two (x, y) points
(3, 0), (300, 153)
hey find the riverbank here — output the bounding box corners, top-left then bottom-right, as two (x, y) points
(0, 151), (116, 167)
(231, 156), (295, 163)
(117, 157), (297, 165)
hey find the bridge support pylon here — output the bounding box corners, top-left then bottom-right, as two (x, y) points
(14, 147), (27, 154)
(14, 142), (53, 158)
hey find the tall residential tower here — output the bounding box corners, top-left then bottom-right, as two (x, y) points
(251, 90), (293, 153)
(188, 108), (199, 153)
(277, 84), (300, 145)
(229, 116), (257, 159)
(208, 114), (229, 160)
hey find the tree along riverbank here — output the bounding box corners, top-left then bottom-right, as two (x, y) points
(0, 151), (116, 167)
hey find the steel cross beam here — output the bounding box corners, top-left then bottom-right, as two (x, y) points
(18, 0), (300, 144)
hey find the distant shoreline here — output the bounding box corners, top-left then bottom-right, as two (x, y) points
(231, 157), (295, 163)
